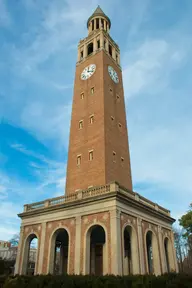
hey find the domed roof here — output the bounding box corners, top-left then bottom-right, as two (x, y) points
(87, 6), (111, 28)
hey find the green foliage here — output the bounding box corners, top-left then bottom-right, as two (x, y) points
(179, 203), (192, 238)
(2, 274), (192, 288)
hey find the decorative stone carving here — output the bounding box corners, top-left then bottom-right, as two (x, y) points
(103, 213), (108, 220)
(84, 218), (88, 224)
(48, 223), (52, 229)
(38, 225), (41, 231)
(25, 227), (29, 233)
(70, 219), (75, 226)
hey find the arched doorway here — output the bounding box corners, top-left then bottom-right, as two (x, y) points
(123, 225), (140, 275)
(145, 230), (161, 275)
(49, 228), (69, 274)
(164, 238), (170, 272)
(124, 226), (131, 274)
(22, 234), (38, 275)
(146, 231), (153, 274)
(164, 236), (175, 272)
(85, 225), (107, 275)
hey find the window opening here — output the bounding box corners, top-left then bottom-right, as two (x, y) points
(96, 18), (99, 29)
(97, 40), (100, 49)
(87, 42), (93, 56)
(90, 115), (94, 124)
(79, 120), (83, 129)
(109, 44), (112, 56)
(91, 87), (94, 94)
(89, 151), (93, 161)
(77, 155), (81, 166)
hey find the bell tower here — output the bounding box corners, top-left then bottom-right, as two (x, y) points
(65, 6), (132, 194)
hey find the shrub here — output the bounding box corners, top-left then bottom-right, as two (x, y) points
(2, 273), (192, 288)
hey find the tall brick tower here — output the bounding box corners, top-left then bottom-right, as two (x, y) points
(16, 6), (178, 277)
(66, 6), (132, 194)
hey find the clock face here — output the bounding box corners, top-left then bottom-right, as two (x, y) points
(108, 66), (119, 84)
(81, 64), (96, 80)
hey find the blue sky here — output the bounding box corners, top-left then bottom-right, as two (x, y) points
(0, 0), (192, 240)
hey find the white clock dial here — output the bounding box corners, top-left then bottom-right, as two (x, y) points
(108, 66), (119, 84)
(81, 64), (96, 80)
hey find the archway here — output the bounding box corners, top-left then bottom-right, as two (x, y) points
(164, 238), (170, 272)
(85, 225), (106, 275)
(145, 230), (161, 275)
(49, 228), (69, 274)
(164, 237), (175, 272)
(123, 225), (140, 275)
(146, 231), (153, 273)
(22, 234), (38, 275)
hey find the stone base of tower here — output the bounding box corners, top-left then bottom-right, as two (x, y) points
(15, 182), (178, 276)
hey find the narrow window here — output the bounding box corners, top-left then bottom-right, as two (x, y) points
(121, 157), (124, 163)
(77, 155), (81, 166)
(104, 40), (106, 49)
(96, 18), (99, 29)
(87, 42), (93, 56)
(113, 151), (116, 162)
(119, 123), (122, 129)
(101, 19), (104, 28)
(81, 92), (84, 99)
(111, 116), (114, 121)
(91, 87), (94, 94)
(90, 115), (94, 124)
(110, 88), (113, 93)
(92, 20), (94, 31)
(116, 94), (120, 102)
(109, 44), (112, 56)
(79, 120), (83, 129)
(97, 40), (100, 49)
(80, 51), (83, 60)
(116, 53), (118, 63)
(89, 150), (93, 161)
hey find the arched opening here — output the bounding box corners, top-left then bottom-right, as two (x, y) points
(164, 238), (170, 272)
(123, 225), (140, 275)
(49, 228), (69, 275)
(124, 227), (132, 274)
(146, 230), (161, 275)
(146, 231), (153, 274)
(87, 42), (93, 56)
(22, 234), (38, 275)
(85, 225), (106, 275)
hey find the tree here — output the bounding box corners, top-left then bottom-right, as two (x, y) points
(179, 203), (192, 238)
(9, 234), (20, 247)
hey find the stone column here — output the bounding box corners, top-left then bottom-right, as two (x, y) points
(100, 31), (104, 49)
(104, 20), (106, 31)
(83, 44), (87, 59)
(112, 47), (116, 60)
(77, 48), (81, 62)
(137, 218), (145, 274)
(158, 226), (166, 273)
(99, 18), (102, 29)
(75, 216), (81, 274)
(93, 37), (97, 53)
(94, 18), (96, 30)
(110, 209), (122, 275)
(14, 226), (24, 275)
(105, 38), (109, 52)
(38, 222), (47, 274)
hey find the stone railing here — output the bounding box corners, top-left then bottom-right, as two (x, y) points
(23, 182), (170, 217)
